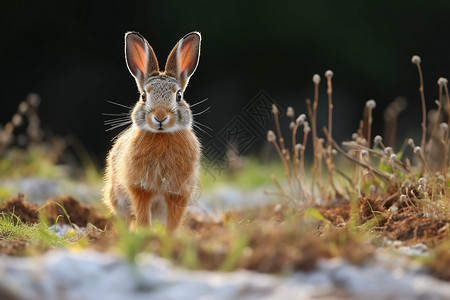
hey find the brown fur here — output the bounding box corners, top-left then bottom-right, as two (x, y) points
(104, 128), (200, 232)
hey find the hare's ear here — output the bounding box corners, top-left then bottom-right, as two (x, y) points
(165, 32), (201, 89)
(125, 32), (159, 91)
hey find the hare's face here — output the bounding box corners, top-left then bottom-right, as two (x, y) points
(125, 31), (200, 133)
(131, 76), (192, 133)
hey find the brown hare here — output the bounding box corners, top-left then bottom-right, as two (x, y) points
(103, 31), (201, 232)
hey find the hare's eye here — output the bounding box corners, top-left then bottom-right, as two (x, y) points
(176, 90), (182, 102)
(141, 92), (146, 102)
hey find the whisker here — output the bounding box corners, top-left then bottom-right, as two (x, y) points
(106, 121), (132, 132)
(107, 100), (131, 109)
(189, 98), (209, 108)
(193, 124), (212, 137)
(194, 121), (213, 131)
(192, 106), (211, 116)
(111, 125), (131, 141)
(104, 121), (130, 127)
(102, 112), (129, 116)
(104, 117), (130, 125)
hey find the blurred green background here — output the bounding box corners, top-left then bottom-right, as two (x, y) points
(1, 0), (450, 166)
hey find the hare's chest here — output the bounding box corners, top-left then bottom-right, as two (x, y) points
(132, 150), (188, 192)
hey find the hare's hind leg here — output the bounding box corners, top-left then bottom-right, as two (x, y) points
(165, 193), (188, 232)
(128, 186), (153, 227)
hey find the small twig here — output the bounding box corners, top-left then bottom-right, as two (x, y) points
(341, 141), (409, 173)
(329, 134), (390, 182)
(411, 55), (427, 157)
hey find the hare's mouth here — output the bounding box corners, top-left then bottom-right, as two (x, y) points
(144, 112), (178, 132)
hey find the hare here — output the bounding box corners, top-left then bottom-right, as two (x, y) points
(103, 31), (201, 232)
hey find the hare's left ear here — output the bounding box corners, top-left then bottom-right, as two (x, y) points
(165, 32), (201, 90)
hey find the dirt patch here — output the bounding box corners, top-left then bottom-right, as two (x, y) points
(0, 194), (110, 230)
(358, 196), (387, 225)
(317, 202), (351, 226)
(383, 207), (449, 244)
(0, 194), (40, 224)
(178, 204), (373, 272)
(0, 238), (29, 255)
(182, 205), (328, 273)
(0, 194), (112, 255)
(43, 196), (110, 230)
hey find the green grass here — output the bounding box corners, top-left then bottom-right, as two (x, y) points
(0, 212), (74, 250)
(200, 156), (285, 190)
(0, 147), (62, 179)
(0, 213), (41, 240)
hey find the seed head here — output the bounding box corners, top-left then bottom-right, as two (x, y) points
(418, 177), (427, 186)
(402, 179), (413, 188)
(361, 150), (368, 157)
(390, 154), (397, 161)
(389, 205), (399, 213)
(295, 144), (303, 151)
(4, 122), (14, 133)
(414, 146), (422, 154)
(312, 74), (321, 85)
(407, 138), (415, 146)
(384, 147), (393, 156)
(366, 99), (376, 109)
(289, 122), (295, 129)
(286, 106), (294, 118)
(27, 93), (41, 107)
(438, 77), (448, 87)
(411, 55), (421, 64)
(267, 130), (276, 142)
(400, 194), (407, 202)
(331, 149), (337, 155)
(352, 133), (358, 140)
(296, 114), (306, 125)
(440, 122), (448, 131)
(18, 101), (29, 114)
(325, 70), (334, 79)
(303, 122), (311, 133)
(12, 114), (23, 127)
(374, 135), (382, 144)
(271, 104), (278, 115)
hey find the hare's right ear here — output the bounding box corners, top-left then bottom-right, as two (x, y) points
(125, 32), (159, 91)
(165, 32), (201, 90)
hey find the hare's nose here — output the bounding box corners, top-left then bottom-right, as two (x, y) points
(152, 115), (169, 125)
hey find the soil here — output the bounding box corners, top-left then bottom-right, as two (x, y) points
(43, 196), (110, 230)
(383, 207), (449, 244)
(316, 196), (449, 245)
(0, 194), (110, 229)
(0, 194), (40, 224)
(0, 194), (111, 255)
(0, 238), (29, 256)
